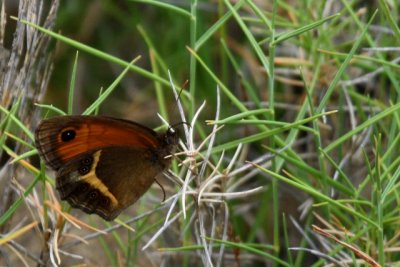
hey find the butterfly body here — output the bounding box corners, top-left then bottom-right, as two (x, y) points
(35, 115), (178, 221)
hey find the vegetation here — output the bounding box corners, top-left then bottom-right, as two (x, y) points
(0, 0), (399, 266)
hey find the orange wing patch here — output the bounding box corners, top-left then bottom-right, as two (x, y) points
(36, 116), (161, 169)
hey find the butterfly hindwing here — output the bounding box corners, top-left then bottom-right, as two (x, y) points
(56, 146), (168, 221)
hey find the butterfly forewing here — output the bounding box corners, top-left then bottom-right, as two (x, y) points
(35, 115), (161, 170)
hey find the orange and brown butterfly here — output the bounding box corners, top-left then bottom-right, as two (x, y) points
(35, 115), (178, 221)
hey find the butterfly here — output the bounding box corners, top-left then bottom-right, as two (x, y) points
(35, 115), (178, 221)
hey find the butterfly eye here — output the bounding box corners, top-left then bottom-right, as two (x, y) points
(61, 129), (76, 142)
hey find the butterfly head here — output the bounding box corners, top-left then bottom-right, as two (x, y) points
(164, 126), (179, 147)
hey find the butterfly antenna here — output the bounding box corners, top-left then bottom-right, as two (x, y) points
(175, 79), (189, 103)
(170, 121), (191, 130)
(154, 178), (166, 202)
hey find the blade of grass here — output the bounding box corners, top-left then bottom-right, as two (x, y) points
(316, 10), (378, 114)
(67, 51), (79, 115)
(204, 236), (291, 267)
(83, 58), (140, 115)
(10, 16), (178, 89)
(250, 162), (380, 229)
(324, 101), (400, 153)
(129, 0), (191, 18)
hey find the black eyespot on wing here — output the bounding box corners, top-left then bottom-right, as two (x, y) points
(61, 129), (76, 142)
(78, 165), (90, 175)
(81, 157), (93, 166)
(89, 190), (98, 199)
(76, 183), (89, 193)
(77, 156), (93, 175)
